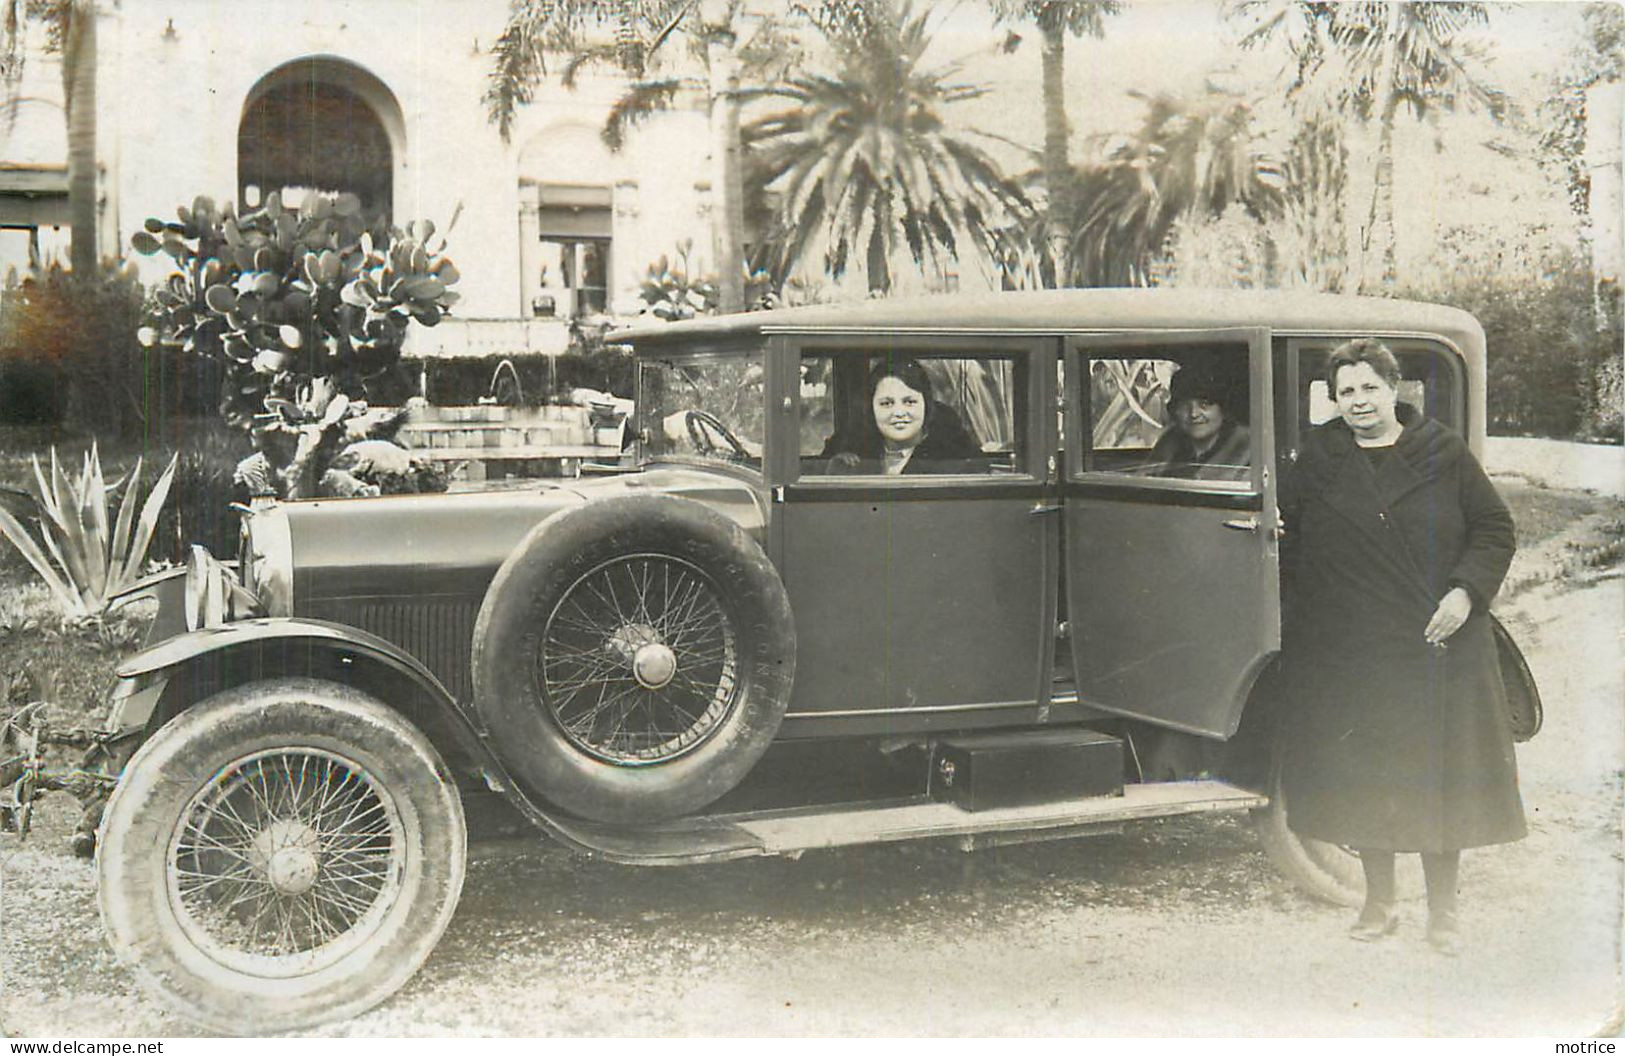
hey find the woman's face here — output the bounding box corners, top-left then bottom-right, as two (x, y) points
(872, 375), (926, 446)
(1333, 361), (1400, 438)
(1174, 398), (1224, 445)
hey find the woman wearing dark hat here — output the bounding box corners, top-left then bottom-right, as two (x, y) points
(1145, 364), (1251, 480)
(1280, 338), (1523, 956)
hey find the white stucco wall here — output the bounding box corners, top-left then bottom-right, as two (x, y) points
(102, 0), (713, 326)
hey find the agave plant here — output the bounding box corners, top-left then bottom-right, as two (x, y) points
(0, 445), (178, 618)
(1089, 358), (1173, 450)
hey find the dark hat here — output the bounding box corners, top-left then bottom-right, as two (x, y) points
(1167, 365), (1229, 409)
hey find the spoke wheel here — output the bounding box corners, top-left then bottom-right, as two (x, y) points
(541, 554), (738, 764)
(98, 679), (465, 1034)
(168, 748), (404, 976)
(474, 493), (795, 825)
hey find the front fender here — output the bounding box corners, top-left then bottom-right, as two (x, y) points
(109, 617), (736, 863)
(117, 616), (452, 688)
(114, 618), (493, 782)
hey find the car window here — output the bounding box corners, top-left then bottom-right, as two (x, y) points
(1296, 340), (1461, 432)
(1080, 342), (1255, 486)
(638, 351), (765, 468)
(798, 350), (1028, 477)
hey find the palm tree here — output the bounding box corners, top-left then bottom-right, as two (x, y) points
(743, 5), (1029, 295)
(1067, 87), (1286, 287)
(2, 0), (97, 274)
(486, 1), (745, 307)
(1232, 1), (1502, 291)
(1230, 0), (1348, 290)
(486, 1), (868, 312)
(989, 0), (1120, 281)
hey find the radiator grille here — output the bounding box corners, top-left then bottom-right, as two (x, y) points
(310, 597), (479, 703)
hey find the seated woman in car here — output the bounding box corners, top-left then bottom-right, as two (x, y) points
(822, 357), (986, 475)
(1146, 364), (1251, 481)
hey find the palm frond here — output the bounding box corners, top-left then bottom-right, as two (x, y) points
(602, 77), (684, 150)
(744, 2), (1032, 293)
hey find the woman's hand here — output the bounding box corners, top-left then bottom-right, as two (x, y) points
(1424, 587), (1473, 645)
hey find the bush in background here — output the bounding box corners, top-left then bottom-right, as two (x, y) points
(153, 418), (254, 561)
(1400, 251), (1622, 442)
(0, 266), (149, 439)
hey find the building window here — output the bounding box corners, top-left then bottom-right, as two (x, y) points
(527, 182), (612, 318)
(537, 237), (609, 317)
(0, 224), (67, 278)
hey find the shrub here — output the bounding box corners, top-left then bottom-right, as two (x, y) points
(153, 419), (254, 561)
(0, 266), (154, 439)
(638, 241), (720, 321)
(1399, 252), (1622, 441)
(413, 345), (636, 407)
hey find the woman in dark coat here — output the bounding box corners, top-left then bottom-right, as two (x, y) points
(1281, 338), (1523, 956)
(820, 357), (985, 475)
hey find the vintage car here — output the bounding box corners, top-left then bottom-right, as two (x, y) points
(43, 289), (1541, 1031)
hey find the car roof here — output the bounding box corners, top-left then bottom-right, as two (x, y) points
(614, 288), (1485, 362)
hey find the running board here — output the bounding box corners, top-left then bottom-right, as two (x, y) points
(731, 779), (1266, 854)
(552, 779), (1266, 866)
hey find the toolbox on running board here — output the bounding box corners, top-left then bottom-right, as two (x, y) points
(932, 728), (1125, 812)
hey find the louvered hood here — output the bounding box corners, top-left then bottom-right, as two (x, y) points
(242, 469), (766, 703)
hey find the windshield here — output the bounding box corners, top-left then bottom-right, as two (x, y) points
(638, 351), (766, 469)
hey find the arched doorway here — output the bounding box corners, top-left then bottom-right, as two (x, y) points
(238, 58), (403, 220)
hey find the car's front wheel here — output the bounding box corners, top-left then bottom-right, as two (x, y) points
(97, 678), (466, 1034)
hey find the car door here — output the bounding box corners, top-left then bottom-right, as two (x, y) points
(772, 335), (1055, 735)
(1062, 328), (1278, 739)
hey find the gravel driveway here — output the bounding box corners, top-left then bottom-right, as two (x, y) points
(1, 572), (1619, 1038)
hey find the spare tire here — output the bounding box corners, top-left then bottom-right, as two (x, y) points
(472, 493), (795, 824)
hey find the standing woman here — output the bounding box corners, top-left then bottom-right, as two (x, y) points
(1281, 339), (1524, 955)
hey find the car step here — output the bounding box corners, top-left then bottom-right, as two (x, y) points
(725, 779), (1266, 856)
(537, 780), (1267, 866)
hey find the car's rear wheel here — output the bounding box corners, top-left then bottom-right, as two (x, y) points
(97, 678), (466, 1034)
(473, 494), (795, 825)
(1251, 740), (1364, 907)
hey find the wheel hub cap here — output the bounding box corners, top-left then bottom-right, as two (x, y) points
(267, 846), (320, 895)
(249, 818), (321, 895)
(632, 642), (678, 689)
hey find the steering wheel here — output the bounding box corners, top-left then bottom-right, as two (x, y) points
(684, 410), (749, 459)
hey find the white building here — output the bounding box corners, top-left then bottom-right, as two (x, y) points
(1, 0), (727, 356)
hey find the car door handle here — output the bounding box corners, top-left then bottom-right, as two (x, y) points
(1222, 516), (1260, 532)
(1029, 503), (1063, 516)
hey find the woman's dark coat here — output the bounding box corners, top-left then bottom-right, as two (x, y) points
(817, 407), (986, 475)
(1280, 405), (1525, 852)
(1146, 420), (1252, 481)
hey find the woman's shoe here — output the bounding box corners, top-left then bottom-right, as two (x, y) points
(1348, 905), (1400, 942)
(1426, 912), (1463, 957)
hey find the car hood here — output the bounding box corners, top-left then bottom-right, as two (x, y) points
(266, 468), (766, 610)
